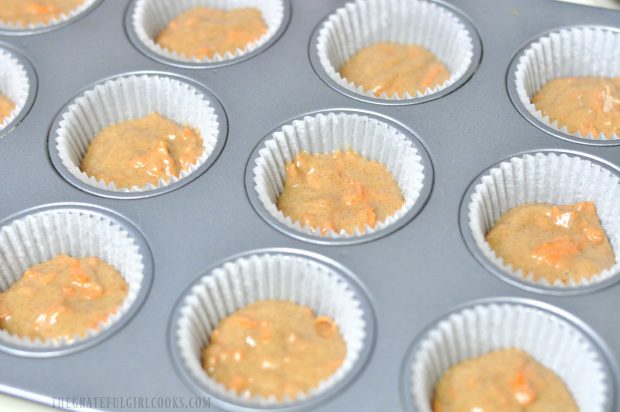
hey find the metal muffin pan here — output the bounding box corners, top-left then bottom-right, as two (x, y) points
(0, 0), (617, 411)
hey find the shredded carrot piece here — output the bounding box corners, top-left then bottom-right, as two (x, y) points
(314, 316), (336, 338)
(26, 3), (54, 15)
(511, 369), (537, 405)
(531, 236), (580, 268)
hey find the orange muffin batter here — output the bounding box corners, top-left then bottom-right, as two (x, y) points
(0, 94), (15, 124)
(0, 254), (128, 341)
(532, 77), (620, 138)
(433, 348), (578, 412)
(203, 300), (345, 400)
(0, 0), (85, 25)
(340, 43), (451, 97)
(156, 7), (267, 60)
(80, 113), (204, 189)
(486, 201), (615, 284)
(277, 151), (404, 235)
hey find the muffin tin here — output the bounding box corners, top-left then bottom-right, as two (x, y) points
(0, 0), (618, 411)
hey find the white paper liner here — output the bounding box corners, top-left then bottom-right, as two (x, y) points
(0, 48), (30, 133)
(54, 74), (220, 193)
(252, 112), (425, 239)
(514, 26), (620, 140)
(316, 0), (474, 101)
(175, 253), (367, 406)
(410, 302), (609, 412)
(0, 209), (145, 349)
(0, 0), (98, 31)
(132, 0), (285, 64)
(468, 152), (620, 289)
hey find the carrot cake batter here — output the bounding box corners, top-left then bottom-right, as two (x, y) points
(0, 0), (85, 25)
(340, 43), (451, 97)
(80, 113), (204, 189)
(156, 6), (267, 60)
(0, 94), (15, 124)
(0, 254), (128, 341)
(532, 77), (620, 138)
(203, 300), (346, 400)
(433, 348), (578, 412)
(277, 151), (404, 235)
(486, 201), (615, 284)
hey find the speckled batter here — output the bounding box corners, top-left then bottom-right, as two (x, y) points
(486, 201), (615, 284)
(0, 0), (85, 25)
(0, 94), (15, 124)
(433, 348), (578, 412)
(340, 42), (451, 97)
(203, 300), (346, 400)
(277, 151), (404, 235)
(156, 6), (267, 60)
(80, 113), (204, 189)
(532, 77), (620, 138)
(0, 254), (128, 341)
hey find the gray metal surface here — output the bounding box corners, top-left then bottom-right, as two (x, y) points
(0, 0), (617, 411)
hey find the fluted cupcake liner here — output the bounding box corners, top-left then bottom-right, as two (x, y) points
(467, 152), (620, 289)
(0, 208), (145, 349)
(409, 301), (610, 412)
(0, 48), (31, 134)
(0, 0), (98, 31)
(174, 252), (367, 407)
(251, 112), (425, 239)
(514, 26), (620, 140)
(53, 74), (220, 193)
(316, 0), (474, 100)
(132, 0), (285, 64)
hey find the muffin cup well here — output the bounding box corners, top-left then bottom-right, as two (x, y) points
(0, 46), (33, 136)
(130, 0), (286, 65)
(513, 26), (620, 142)
(404, 299), (614, 412)
(465, 152), (620, 292)
(0, 206), (150, 356)
(247, 111), (429, 243)
(314, 0), (476, 102)
(52, 73), (223, 196)
(0, 0), (99, 33)
(171, 251), (373, 409)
